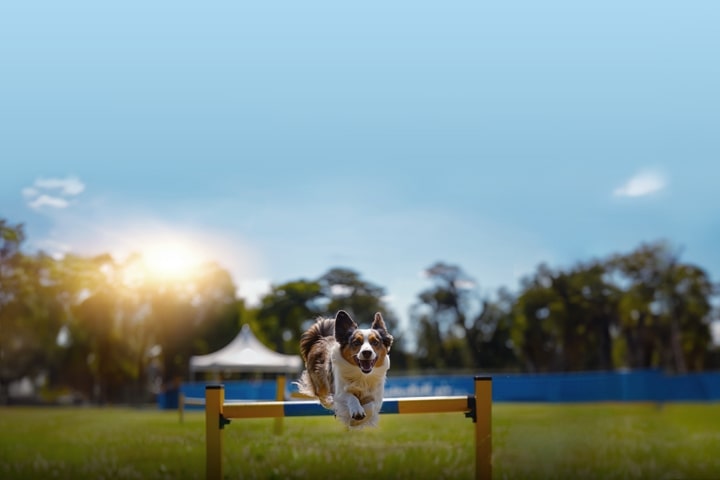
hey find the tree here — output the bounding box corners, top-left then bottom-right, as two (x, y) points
(146, 260), (239, 386)
(412, 262), (483, 369)
(509, 241), (715, 374)
(255, 279), (324, 354)
(52, 253), (144, 403)
(511, 261), (621, 373)
(53, 253), (240, 400)
(473, 288), (519, 370)
(254, 268), (406, 364)
(0, 221), (66, 403)
(609, 242), (714, 372)
(320, 268), (402, 337)
(665, 263), (714, 371)
(511, 264), (562, 372)
(0, 220), (30, 402)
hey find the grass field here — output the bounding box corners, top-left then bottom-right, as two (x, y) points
(1, 403), (719, 479)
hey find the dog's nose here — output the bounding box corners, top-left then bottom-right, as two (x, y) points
(360, 350), (373, 359)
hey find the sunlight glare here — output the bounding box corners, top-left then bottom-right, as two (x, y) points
(141, 242), (204, 280)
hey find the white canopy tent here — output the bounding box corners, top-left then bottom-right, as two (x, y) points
(189, 324), (303, 378)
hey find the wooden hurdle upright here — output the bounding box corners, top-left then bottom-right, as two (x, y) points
(204, 376), (492, 480)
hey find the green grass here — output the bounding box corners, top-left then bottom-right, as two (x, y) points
(1, 403), (719, 479)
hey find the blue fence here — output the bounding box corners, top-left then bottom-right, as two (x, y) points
(158, 370), (720, 408)
(387, 370), (720, 402)
(493, 371), (720, 402)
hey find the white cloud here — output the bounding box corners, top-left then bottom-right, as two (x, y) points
(22, 175), (85, 210)
(22, 187), (39, 198)
(28, 195), (69, 210)
(34, 176), (85, 196)
(613, 171), (667, 197)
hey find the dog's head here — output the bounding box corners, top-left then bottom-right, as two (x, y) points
(334, 310), (393, 374)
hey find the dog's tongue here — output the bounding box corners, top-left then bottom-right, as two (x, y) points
(359, 359), (373, 373)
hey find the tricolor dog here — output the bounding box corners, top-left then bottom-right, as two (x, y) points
(296, 310), (393, 429)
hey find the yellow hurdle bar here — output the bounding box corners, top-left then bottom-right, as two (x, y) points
(181, 375), (287, 425)
(204, 376), (493, 480)
(222, 395), (470, 419)
(223, 401), (285, 419)
(394, 395), (469, 414)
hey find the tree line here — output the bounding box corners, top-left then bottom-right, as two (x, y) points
(1, 218), (719, 404)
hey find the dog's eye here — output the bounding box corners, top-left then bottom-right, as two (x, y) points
(370, 339), (380, 346)
(352, 339), (362, 347)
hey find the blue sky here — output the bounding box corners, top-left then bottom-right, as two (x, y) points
(2, 1), (719, 338)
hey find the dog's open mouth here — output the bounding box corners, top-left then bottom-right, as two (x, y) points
(355, 357), (377, 374)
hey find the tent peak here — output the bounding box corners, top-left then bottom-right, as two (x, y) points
(189, 323), (303, 375)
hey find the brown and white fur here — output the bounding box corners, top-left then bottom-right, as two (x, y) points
(296, 310), (393, 429)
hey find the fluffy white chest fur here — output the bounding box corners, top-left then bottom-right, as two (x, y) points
(331, 342), (390, 428)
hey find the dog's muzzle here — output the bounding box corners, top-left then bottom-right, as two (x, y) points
(355, 351), (377, 374)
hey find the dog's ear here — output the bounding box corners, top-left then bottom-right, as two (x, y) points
(372, 312), (394, 351)
(371, 312), (388, 331)
(334, 310), (357, 344)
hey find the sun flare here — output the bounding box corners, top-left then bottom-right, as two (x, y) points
(140, 242), (204, 279)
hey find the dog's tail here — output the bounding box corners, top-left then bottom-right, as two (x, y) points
(295, 317), (335, 407)
(298, 317), (334, 362)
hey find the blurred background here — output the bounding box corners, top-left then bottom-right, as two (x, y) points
(1, 0), (719, 405)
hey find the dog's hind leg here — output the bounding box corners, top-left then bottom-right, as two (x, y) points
(296, 371), (333, 409)
(315, 383), (333, 409)
(309, 370), (334, 409)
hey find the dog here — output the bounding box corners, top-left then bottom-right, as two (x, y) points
(296, 310), (393, 429)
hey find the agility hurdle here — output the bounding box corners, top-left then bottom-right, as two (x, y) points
(204, 376), (492, 480)
(182, 375), (288, 434)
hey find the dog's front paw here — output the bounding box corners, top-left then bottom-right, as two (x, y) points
(350, 404), (366, 421)
(349, 417), (366, 428)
